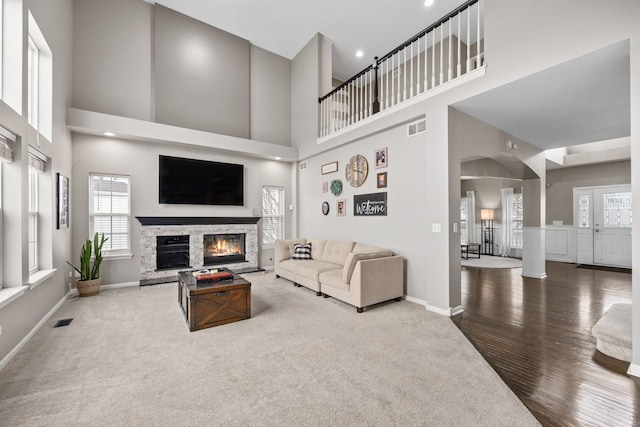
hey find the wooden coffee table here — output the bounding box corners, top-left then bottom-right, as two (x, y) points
(178, 268), (251, 332)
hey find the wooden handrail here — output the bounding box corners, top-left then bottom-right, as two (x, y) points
(318, 0), (479, 103)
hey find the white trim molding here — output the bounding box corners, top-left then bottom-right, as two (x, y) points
(27, 268), (57, 290)
(405, 295), (427, 307)
(627, 363), (640, 378)
(426, 304), (464, 317)
(0, 292), (70, 371)
(70, 281), (140, 296)
(0, 286), (28, 311)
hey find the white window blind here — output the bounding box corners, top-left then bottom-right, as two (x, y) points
(28, 166), (39, 272)
(262, 186), (284, 247)
(89, 174), (131, 253)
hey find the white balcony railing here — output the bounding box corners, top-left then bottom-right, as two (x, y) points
(319, 0), (484, 138)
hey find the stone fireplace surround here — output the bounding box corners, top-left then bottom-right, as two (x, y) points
(137, 217), (260, 285)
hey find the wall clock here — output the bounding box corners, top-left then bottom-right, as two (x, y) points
(345, 154), (368, 187)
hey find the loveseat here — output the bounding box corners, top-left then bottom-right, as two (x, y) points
(274, 238), (404, 312)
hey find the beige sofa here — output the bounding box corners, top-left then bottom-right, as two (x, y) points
(274, 238), (404, 312)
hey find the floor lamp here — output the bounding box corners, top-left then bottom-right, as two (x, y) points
(480, 209), (494, 255)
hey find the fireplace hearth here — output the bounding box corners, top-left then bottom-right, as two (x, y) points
(203, 233), (246, 266)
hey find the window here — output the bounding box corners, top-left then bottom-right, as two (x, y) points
(603, 192), (632, 228)
(262, 186), (285, 247)
(460, 197), (468, 244)
(0, 0), (3, 99)
(27, 35), (38, 129)
(89, 174), (131, 255)
(511, 193), (523, 248)
(27, 11), (52, 140)
(2, 0), (23, 113)
(28, 165), (39, 272)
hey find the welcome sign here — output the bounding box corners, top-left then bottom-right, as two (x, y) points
(354, 192), (387, 216)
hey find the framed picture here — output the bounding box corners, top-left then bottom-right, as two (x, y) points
(322, 181), (328, 193)
(375, 148), (387, 168)
(322, 201), (330, 216)
(336, 199), (346, 217)
(377, 172), (387, 188)
(56, 173), (69, 229)
(321, 161), (339, 175)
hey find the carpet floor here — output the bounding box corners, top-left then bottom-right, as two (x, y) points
(461, 256), (523, 269)
(0, 272), (539, 426)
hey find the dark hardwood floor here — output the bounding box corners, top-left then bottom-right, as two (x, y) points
(453, 261), (640, 427)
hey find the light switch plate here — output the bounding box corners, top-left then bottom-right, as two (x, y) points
(432, 223), (442, 233)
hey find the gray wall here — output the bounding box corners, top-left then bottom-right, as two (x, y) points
(0, 0), (74, 364)
(250, 46), (291, 145)
(291, 34), (321, 151)
(71, 135), (294, 285)
(72, 0), (153, 121)
(154, 5), (250, 138)
(461, 178), (523, 224)
(546, 160), (631, 225)
(73, 0), (292, 144)
(297, 123), (428, 301)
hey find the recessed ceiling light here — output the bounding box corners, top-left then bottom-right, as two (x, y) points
(275, 157), (281, 160)
(424, 0), (434, 6)
(102, 131), (115, 137)
(355, 50), (364, 58)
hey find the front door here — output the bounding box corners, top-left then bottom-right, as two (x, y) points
(593, 187), (632, 268)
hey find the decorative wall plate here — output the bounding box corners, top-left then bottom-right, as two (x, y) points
(322, 201), (330, 215)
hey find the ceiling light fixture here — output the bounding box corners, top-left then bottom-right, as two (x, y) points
(355, 50), (364, 58)
(102, 131), (115, 137)
(424, 0), (434, 6)
(275, 157), (281, 160)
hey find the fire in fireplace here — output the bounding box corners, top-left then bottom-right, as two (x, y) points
(203, 233), (246, 266)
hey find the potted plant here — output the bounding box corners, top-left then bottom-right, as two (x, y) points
(67, 232), (108, 297)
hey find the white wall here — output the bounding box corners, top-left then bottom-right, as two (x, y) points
(0, 0), (74, 364)
(71, 134), (294, 284)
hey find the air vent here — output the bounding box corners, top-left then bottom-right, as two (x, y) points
(300, 161), (307, 170)
(54, 318), (73, 328)
(407, 119), (426, 136)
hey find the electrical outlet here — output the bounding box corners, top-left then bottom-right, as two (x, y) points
(432, 223), (442, 233)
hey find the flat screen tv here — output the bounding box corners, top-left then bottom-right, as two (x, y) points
(159, 155), (244, 206)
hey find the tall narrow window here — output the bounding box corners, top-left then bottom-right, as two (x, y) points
(0, 0), (4, 99)
(511, 193), (523, 248)
(460, 197), (468, 244)
(89, 174), (131, 255)
(262, 186), (285, 247)
(28, 165), (39, 272)
(27, 35), (39, 129)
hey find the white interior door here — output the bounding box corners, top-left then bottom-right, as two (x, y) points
(574, 188), (594, 264)
(593, 187), (632, 268)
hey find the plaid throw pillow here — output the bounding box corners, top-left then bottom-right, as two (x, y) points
(292, 243), (312, 260)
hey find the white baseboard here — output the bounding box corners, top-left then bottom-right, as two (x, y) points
(627, 363), (640, 378)
(522, 272), (547, 279)
(101, 281), (140, 290)
(404, 295), (426, 307)
(262, 266), (275, 271)
(70, 281), (140, 296)
(426, 304), (464, 317)
(0, 292), (70, 371)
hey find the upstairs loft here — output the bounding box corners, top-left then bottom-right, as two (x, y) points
(318, 0), (485, 141)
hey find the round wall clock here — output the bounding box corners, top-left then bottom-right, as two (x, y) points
(345, 154), (368, 187)
(322, 201), (330, 215)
